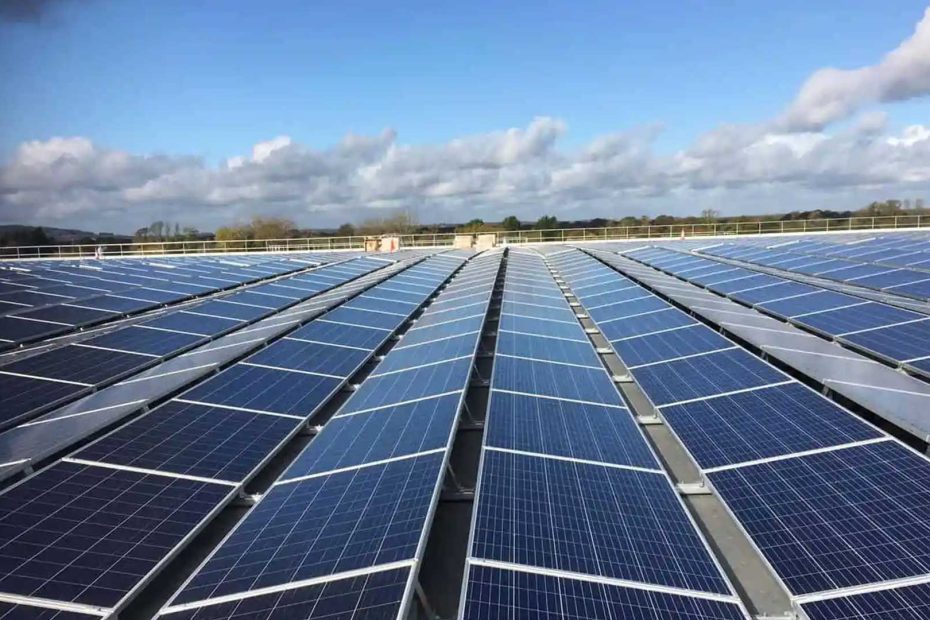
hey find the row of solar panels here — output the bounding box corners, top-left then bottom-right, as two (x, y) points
(461, 249), (748, 619)
(0, 253), (343, 348)
(702, 236), (930, 302)
(0, 257), (394, 431)
(0, 253), (470, 618)
(155, 250), (501, 619)
(590, 248), (930, 445)
(551, 247), (930, 619)
(623, 246), (930, 379)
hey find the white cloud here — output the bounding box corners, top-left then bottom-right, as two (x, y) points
(777, 7), (930, 131)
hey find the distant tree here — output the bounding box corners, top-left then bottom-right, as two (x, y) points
(215, 224), (251, 241)
(182, 227), (199, 240)
(337, 223), (356, 237)
(359, 208), (420, 235)
(458, 218), (487, 233)
(134, 227), (150, 242)
(149, 221), (165, 240)
(501, 215), (521, 231)
(701, 208), (720, 223)
(535, 215), (559, 230)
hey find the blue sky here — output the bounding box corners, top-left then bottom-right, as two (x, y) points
(1, 0), (929, 231)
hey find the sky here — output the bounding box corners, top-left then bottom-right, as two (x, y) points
(0, 0), (929, 233)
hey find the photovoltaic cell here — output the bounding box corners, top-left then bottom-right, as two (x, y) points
(143, 312), (240, 336)
(159, 568), (410, 620)
(631, 348), (785, 407)
(282, 393), (461, 479)
(75, 401), (300, 482)
(182, 365), (342, 417)
(660, 383), (881, 469)
(600, 308), (696, 341)
(756, 291), (859, 318)
(324, 307), (406, 331)
(375, 333), (478, 375)
(463, 565), (746, 620)
(0, 461), (231, 608)
(708, 440), (930, 595)
(0, 602), (100, 620)
(471, 451), (731, 594)
(798, 303), (922, 335)
(729, 281), (817, 305)
(0, 374), (87, 428)
(400, 315), (486, 347)
(485, 391), (657, 469)
(842, 320), (930, 361)
(173, 452), (444, 605)
(20, 305), (116, 326)
(498, 314), (587, 341)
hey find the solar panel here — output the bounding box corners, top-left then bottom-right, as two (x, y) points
(143, 312), (241, 337)
(660, 383), (882, 469)
(19, 304), (117, 326)
(281, 393), (461, 479)
(0, 374), (87, 428)
(842, 320), (930, 360)
(247, 338), (370, 377)
(798, 303), (922, 335)
(496, 331), (602, 367)
(498, 313), (588, 341)
(708, 440), (930, 595)
(83, 325), (205, 356)
(462, 565), (747, 620)
(802, 581), (930, 620)
(611, 324), (733, 367)
(181, 365), (342, 417)
(290, 320), (389, 349)
(729, 281), (817, 304)
(492, 355), (622, 405)
(599, 307), (697, 341)
(172, 452), (444, 605)
(630, 348), (786, 407)
(484, 391), (657, 469)
(471, 450), (731, 594)
(74, 401), (300, 483)
(1, 344), (152, 385)
(159, 567), (410, 620)
(0, 602), (101, 620)
(0, 461), (232, 608)
(756, 291), (860, 317)
(341, 357), (474, 414)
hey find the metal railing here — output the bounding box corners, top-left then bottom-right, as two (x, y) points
(2, 214), (926, 259)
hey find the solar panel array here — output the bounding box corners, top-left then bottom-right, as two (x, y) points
(461, 249), (748, 620)
(550, 247), (930, 618)
(0, 254), (337, 349)
(0, 252), (465, 618)
(0, 257), (389, 431)
(701, 235), (930, 302)
(155, 250), (501, 619)
(623, 246), (930, 379)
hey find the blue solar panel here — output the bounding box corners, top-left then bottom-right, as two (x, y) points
(248, 338), (369, 377)
(798, 303), (922, 335)
(892, 279), (930, 299)
(660, 383), (881, 469)
(573, 288), (647, 309)
(485, 391), (657, 469)
(190, 300), (271, 321)
(842, 320), (930, 361)
(375, 333), (478, 375)
(588, 297), (670, 322)
(400, 315), (486, 347)
(849, 270), (926, 290)
(631, 348), (785, 407)
(75, 401), (299, 482)
(599, 308), (697, 341)
(19, 305), (116, 326)
(0, 374), (88, 428)
(281, 393), (461, 479)
(0, 461), (231, 608)
(0, 602), (100, 620)
(496, 331), (601, 367)
(290, 320), (388, 349)
(84, 325), (204, 356)
(346, 295), (418, 315)
(471, 450), (731, 594)
(342, 357), (473, 413)
(77, 294), (154, 314)
(2, 344), (152, 385)
(173, 452), (443, 605)
(160, 568), (410, 620)
(182, 365), (342, 417)
(323, 306), (405, 330)
(492, 355), (621, 405)
(500, 299), (575, 321)
(709, 274), (780, 294)
(0, 316), (68, 344)
(729, 281), (817, 305)
(463, 565), (746, 620)
(499, 313), (587, 341)
(709, 440), (930, 595)
(757, 291), (860, 318)
(143, 312), (240, 336)
(612, 325), (733, 367)
(802, 581), (930, 620)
